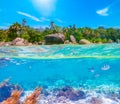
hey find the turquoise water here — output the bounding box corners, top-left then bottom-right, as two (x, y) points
(0, 43), (120, 59)
(0, 43), (120, 91)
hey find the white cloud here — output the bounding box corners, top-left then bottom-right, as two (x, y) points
(31, 0), (57, 16)
(55, 18), (63, 23)
(96, 7), (109, 16)
(17, 11), (41, 22)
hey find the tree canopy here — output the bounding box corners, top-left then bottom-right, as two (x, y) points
(0, 20), (120, 43)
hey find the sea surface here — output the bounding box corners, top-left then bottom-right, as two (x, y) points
(0, 43), (120, 104)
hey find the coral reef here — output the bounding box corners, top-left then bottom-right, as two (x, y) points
(0, 78), (10, 88)
(24, 87), (42, 104)
(1, 87), (42, 104)
(0, 79), (120, 104)
(57, 86), (86, 101)
(0, 78), (21, 102)
(90, 97), (103, 104)
(1, 90), (22, 104)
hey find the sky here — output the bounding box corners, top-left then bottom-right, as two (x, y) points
(0, 0), (120, 29)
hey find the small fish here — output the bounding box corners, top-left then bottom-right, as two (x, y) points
(101, 64), (110, 70)
(89, 67), (95, 73)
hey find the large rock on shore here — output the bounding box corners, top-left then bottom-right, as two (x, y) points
(11, 38), (27, 46)
(79, 39), (91, 44)
(0, 42), (10, 46)
(70, 35), (76, 44)
(45, 33), (65, 45)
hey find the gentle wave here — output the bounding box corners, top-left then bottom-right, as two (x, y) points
(1, 55), (120, 60)
(0, 44), (120, 59)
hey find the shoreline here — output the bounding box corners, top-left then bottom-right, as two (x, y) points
(0, 41), (118, 47)
(0, 43), (119, 60)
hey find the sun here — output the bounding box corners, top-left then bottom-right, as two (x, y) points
(32, 0), (57, 16)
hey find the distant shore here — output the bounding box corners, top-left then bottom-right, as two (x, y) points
(0, 41), (117, 47)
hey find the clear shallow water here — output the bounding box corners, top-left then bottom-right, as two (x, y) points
(0, 44), (120, 103)
(0, 58), (120, 90)
(0, 44), (120, 89)
(0, 43), (120, 59)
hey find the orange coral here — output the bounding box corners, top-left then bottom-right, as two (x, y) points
(24, 87), (42, 104)
(1, 87), (42, 104)
(1, 90), (22, 104)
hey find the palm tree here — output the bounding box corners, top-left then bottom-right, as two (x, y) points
(8, 22), (22, 40)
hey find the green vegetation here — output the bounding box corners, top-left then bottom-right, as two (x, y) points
(0, 19), (120, 43)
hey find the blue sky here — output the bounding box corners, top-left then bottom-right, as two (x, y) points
(0, 0), (120, 29)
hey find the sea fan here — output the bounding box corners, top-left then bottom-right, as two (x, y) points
(1, 87), (42, 104)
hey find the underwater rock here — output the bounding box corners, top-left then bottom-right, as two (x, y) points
(41, 89), (50, 96)
(118, 91), (120, 99)
(90, 97), (103, 104)
(57, 86), (86, 101)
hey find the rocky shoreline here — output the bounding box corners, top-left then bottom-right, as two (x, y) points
(0, 33), (94, 47)
(1, 32), (119, 47)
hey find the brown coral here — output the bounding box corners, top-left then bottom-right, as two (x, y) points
(1, 87), (42, 104)
(1, 90), (22, 104)
(24, 87), (42, 104)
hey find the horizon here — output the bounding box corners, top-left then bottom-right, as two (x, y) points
(0, 0), (120, 29)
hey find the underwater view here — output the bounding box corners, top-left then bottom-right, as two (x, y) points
(1, 0), (120, 103)
(0, 44), (120, 104)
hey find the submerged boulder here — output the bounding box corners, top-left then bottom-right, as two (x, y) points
(45, 33), (65, 44)
(57, 86), (86, 101)
(90, 97), (103, 104)
(79, 39), (91, 44)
